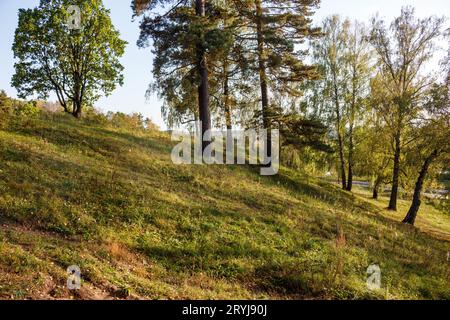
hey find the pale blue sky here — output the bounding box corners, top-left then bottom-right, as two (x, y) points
(0, 0), (449, 130)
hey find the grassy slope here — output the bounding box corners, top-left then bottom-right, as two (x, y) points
(0, 113), (449, 300)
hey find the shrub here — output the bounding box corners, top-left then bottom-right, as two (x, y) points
(106, 111), (159, 132)
(0, 90), (13, 128)
(15, 101), (40, 118)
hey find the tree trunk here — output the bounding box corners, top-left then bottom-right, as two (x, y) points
(331, 66), (346, 190)
(346, 122), (354, 191)
(194, 113), (199, 136)
(195, 0), (211, 153)
(373, 176), (381, 199)
(73, 108), (81, 119)
(223, 61), (233, 160)
(255, 0), (271, 160)
(372, 186), (379, 200)
(388, 130), (401, 211)
(347, 63), (358, 192)
(337, 131), (346, 190)
(402, 150), (438, 225)
(223, 62), (232, 132)
(72, 99), (82, 118)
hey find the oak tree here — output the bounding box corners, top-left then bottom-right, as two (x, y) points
(12, 0), (126, 118)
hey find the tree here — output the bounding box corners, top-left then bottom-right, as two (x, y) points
(211, 6), (255, 132)
(195, 0), (212, 150)
(312, 16), (348, 189)
(343, 21), (373, 191)
(11, 0), (126, 118)
(249, 0), (321, 158)
(369, 7), (444, 210)
(133, 0), (228, 151)
(359, 77), (394, 199)
(311, 16), (372, 190)
(402, 82), (450, 225)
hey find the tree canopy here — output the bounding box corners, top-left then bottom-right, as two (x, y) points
(12, 0), (127, 118)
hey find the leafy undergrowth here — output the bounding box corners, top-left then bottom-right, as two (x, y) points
(0, 113), (449, 300)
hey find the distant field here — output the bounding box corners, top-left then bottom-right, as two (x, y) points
(0, 113), (449, 299)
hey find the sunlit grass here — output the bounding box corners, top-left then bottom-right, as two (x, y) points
(0, 112), (449, 300)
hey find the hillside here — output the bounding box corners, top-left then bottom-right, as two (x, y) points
(0, 113), (449, 300)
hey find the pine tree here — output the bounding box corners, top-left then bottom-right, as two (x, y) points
(133, 0), (232, 151)
(228, 0), (321, 157)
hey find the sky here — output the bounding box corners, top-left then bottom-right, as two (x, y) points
(0, 0), (449, 130)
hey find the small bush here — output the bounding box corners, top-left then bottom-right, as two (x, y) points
(15, 101), (40, 118)
(0, 90), (13, 128)
(106, 111), (159, 132)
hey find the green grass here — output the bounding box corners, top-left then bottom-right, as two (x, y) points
(0, 112), (449, 300)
